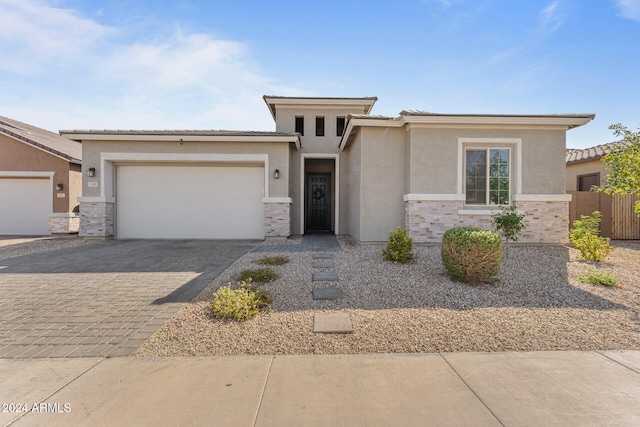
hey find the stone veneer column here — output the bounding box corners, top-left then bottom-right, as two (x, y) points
(48, 213), (80, 234)
(78, 200), (114, 237)
(264, 198), (292, 238)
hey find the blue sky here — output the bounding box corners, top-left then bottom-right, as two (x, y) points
(1, 0), (639, 148)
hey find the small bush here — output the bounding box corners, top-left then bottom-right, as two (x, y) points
(383, 226), (414, 263)
(441, 226), (503, 284)
(239, 267), (279, 282)
(256, 255), (289, 266)
(569, 211), (613, 262)
(209, 279), (273, 321)
(492, 206), (526, 243)
(578, 269), (619, 287)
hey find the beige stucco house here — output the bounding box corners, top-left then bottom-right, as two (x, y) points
(0, 116), (82, 235)
(62, 96), (594, 243)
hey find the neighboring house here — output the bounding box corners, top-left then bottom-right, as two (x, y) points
(566, 140), (640, 239)
(61, 96), (593, 243)
(0, 116), (82, 235)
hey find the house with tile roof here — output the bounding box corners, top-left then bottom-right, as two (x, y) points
(61, 96), (594, 243)
(566, 140), (639, 239)
(0, 116), (82, 235)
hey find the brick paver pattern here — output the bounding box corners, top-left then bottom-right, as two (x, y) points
(0, 240), (255, 358)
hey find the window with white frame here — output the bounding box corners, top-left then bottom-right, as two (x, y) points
(465, 148), (510, 205)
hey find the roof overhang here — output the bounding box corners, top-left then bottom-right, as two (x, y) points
(60, 130), (301, 150)
(0, 126), (81, 164)
(263, 96), (377, 121)
(339, 113), (596, 151)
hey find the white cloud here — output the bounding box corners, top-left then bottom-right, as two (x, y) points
(614, 0), (640, 21)
(539, 1), (564, 34)
(0, 0), (114, 73)
(0, 0), (302, 131)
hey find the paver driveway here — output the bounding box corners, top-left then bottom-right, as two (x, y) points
(0, 239), (256, 358)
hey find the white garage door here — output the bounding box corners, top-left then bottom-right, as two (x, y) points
(116, 165), (264, 239)
(0, 177), (51, 235)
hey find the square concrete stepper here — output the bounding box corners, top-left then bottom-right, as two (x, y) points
(312, 260), (335, 269)
(312, 253), (333, 259)
(313, 312), (353, 334)
(312, 287), (342, 300)
(312, 271), (338, 281)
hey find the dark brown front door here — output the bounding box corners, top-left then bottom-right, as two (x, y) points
(306, 173), (331, 232)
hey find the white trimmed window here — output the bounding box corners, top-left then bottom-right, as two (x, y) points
(465, 148), (510, 205)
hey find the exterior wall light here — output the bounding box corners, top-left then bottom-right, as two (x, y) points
(274, 169), (280, 179)
(56, 183), (64, 191)
(87, 167), (96, 177)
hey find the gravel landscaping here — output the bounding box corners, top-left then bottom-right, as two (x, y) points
(135, 238), (640, 356)
(0, 236), (95, 261)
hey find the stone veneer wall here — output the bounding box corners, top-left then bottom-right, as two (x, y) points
(264, 201), (291, 237)
(79, 201), (114, 237)
(405, 198), (569, 244)
(48, 213), (80, 234)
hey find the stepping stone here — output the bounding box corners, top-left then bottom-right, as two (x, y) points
(312, 260), (335, 268)
(312, 271), (338, 281)
(312, 253), (333, 259)
(314, 313), (353, 334)
(312, 287), (342, 300)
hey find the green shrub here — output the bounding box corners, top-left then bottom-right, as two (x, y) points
(578, 269), (619, 287)
(441, 226), (503, 284)
(209, 279), (273, 321)
(239, 267), (279, 282)
(256, 255), (289, 266)
(382, 226), (414, 263)
(492, 206), (527, 243)
(569, 211), (613, 262)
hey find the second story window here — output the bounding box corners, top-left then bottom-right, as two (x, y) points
(295, 116), (304, 135)
(336, 117), (345, 136)
(316, 116), (325, 137)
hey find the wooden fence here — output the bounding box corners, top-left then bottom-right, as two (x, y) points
(568, 191), (640, 239)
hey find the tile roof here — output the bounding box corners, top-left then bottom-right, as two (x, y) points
(566, 140), (631, 164)
(0, 116), (81, 163)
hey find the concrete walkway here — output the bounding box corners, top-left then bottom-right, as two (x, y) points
(1, 351), (639, 426)
(253, 234), (342, 252)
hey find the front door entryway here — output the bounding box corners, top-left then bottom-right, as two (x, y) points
(306, 173), (331, 232)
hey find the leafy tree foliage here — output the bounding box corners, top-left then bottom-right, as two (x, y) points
(599, 123), (640, 215)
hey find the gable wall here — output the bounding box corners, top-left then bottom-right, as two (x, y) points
(566, 159), (608, 191)
(0, 134), (75, 213)
(81, 139), (291, 200)
(405, 127), (567, 195)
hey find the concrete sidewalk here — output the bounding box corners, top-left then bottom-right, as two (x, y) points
(2, 351), (639, 427)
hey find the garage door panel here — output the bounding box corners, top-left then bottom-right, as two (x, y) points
(116, 165), (264, 239)
(0, 178), (51, 235)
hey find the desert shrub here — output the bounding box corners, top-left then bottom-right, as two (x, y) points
(256, 255), (289, 266)
(209, 279), (273, 321)
(569, 211), (613, 262)
(382, 226), (414, 263)
(578, 269), (618, 287)
(239, 267), (279, 282)
(441, 226), (503, 284)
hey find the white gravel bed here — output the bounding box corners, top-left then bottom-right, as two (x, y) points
(135, 239), (640, 356)
(0, 236), (96, 261)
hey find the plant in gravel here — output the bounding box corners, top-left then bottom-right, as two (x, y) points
(209, 279), (273, 321)
(239, 267), (279, 282)
(382, 226), (414, 263)
(492, 206), (526, 258)
(256, 255), (289, 266)
(569, 211), (613, 262)
(578, 269), (619, 287)
(441, 226), (503, 284)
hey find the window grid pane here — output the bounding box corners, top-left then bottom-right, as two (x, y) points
(488, 149), (509, 205)
(465, 150), (486, 204)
